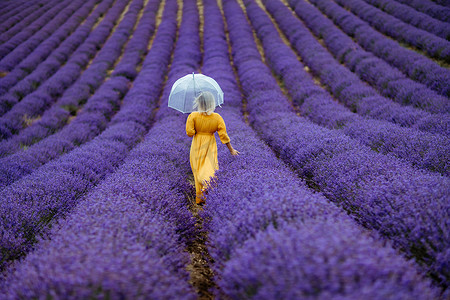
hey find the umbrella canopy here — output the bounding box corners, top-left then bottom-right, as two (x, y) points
(168, 73), (224, 113)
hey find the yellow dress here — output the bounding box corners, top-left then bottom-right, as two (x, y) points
(186, 112), (230, 204)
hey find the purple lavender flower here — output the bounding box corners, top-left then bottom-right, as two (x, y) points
(330, 0), (450, 61)
(223, 0), (449, 288)
(363, 0), (450, 39)
(299, 0), (450, 96)
(396, 0), (450, 22)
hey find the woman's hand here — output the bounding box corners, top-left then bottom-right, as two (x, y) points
(230, 149), (240, 156)
(226, 142), (239, 156)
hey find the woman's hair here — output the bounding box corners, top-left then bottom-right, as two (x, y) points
(193, 91), (216, 115)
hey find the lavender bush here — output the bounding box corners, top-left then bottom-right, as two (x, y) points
(331, 0), (450, 61)
(0, 0), (130, 138)
(301, 0), (450, 97)
(396, 0), (450, 22)
(0, 0), (99, 94)
(266, 0), (449, 136)
(217, 221), (437, 299)
(0, 0), (77, 59)
(0, 0), (36, 27)
(0, 0), (174, 272)
(0, 0), (96, 71)
(0, 1), (52, 40)
(363, 0), (449, 39)
(224, 0), (449, 288)
(2, 143), (196, 298)
(284, 0), (449, 114)
(1, 0), (202, 297)
(0, 0), (447, 297)
(243, 0), (449, 175)
(0, 0), (158, 159)
(197, 0), (439, 298)
(0, 0), (115, 103)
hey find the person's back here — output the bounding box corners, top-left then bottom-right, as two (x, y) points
(187, 111), (229, 137)
(186, 92), (238, 205)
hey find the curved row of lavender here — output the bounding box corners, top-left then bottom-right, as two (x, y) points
(0, 0), (78, 59)
(0, 0), (159, 158)
(1, 1), (199, 297)
(0, 0), (129, 138)
(0, 0), (54, 41)
(270, 0), (449, 136)
(243, 0), (448, 175)
(0, 0), (447, 297)
(222, 0), (449, 288)
(0, 0), (163, 272)
(0, 0), (111, 156)
(0, 0), (116, 158)
(0, 0), (115, 111)
(0, 0), (89, 72)
(435, 0), (450, 7)
(0, 0), (101, 94)
(0, 0), (37, 27)
(362, 0), (449, 39)
(289, 0), (448, 115)
(303, 0), (450, 97)
(0, 0), (55, 42)
(332, 0), (450, 61)
(396, 0), (450, 22)
(199, 0), (437, 298)
(0, 0), (145, 189)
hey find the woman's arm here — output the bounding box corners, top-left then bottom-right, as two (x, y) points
(226, 142), (239, 156)
(217, 114), (238, 155)
(186, 113), (196, 137)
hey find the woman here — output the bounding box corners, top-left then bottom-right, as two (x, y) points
(186, 91), (239, 205)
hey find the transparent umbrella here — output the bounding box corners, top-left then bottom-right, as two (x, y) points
(168, 72), (224, 113)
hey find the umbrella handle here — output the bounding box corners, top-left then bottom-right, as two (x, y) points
(192, 72), (196, 97)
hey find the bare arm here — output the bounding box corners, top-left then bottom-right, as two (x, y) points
(226, 142), (239, 156)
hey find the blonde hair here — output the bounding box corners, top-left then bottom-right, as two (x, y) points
(193, 91), (216, 115)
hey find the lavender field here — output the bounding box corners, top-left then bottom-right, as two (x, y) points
(0, 0), (448, 298)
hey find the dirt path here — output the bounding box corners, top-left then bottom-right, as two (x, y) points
(185, 175), (216, 299)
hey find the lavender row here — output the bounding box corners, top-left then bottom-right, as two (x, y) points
(226, 0), (449, 287)
(0, 0), (33, 23)
(0, 0), (130, 140)
(432, 0), (450, 8)
(0, 0), (158, 159)
(396, 0), (450, 22)
(2, 187), (196, 299)
(0, 0), (72, 59)
(289, 0), (449, 114)
(0, 0), (149, 188)
(268, 0), (449, 136)
(0, 0), (114, 108)
(214, 220), (437, 299)
(111, 0), (159, 79)
(199, 0), (437, 297)
(0, 75), (126, 190)
(0, 0), (99, 77)
(0, 0), (40, 34)
(364, 0), (449, 39)
(1, 1), (199, 297)
(0, 0), (174, 274)
(207, 113), (437, 298)
(304, 0), (450, 97)
(0, 0), (88, 72)
(332, 0), (450, 61)
(244, 0), (449, 175)
(0, 0), (50, 40)
(0, 0), (37, 18)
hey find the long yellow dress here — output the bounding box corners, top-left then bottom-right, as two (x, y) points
(186, 112), (230, 204)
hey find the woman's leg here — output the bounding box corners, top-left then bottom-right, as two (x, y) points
(194, 175), (205, 204)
